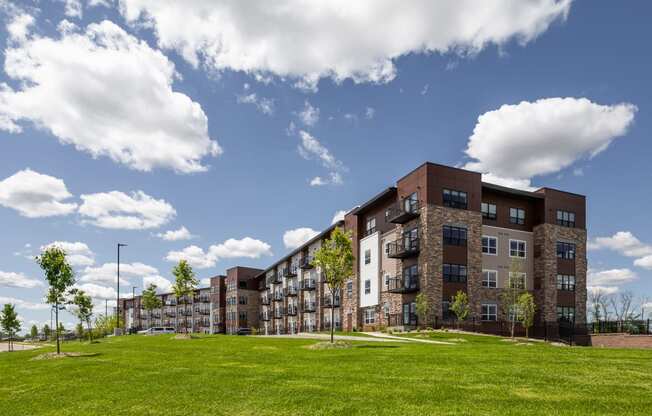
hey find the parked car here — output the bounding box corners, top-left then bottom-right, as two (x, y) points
(141, 327), (176, 335)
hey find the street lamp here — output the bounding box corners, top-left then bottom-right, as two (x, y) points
(132, 285), (138, 331)
(116, 243), (127, 333)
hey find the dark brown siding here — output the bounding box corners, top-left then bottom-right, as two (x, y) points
(536, 188), (586, 230)
(481, 187), (539, 231)
(425, 164), (482, 211)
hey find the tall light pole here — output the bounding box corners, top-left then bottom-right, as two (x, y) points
(132, 285), (138, 331)
(117, 243), (127, 333)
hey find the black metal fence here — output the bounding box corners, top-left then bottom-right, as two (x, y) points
(587, 320), (651, 335)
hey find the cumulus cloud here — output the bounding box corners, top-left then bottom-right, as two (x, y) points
(283, 228), (319, 250)
(156, 226), (195, 241)
(331, 210), (347, 224)
(0, 169), (78, 218)
(587, 285), (619, 296)
(60, 0), (82, 18)
(0, 19), (221, 173)
(634, 255), (652, 270)
(309, 172), (343, 187)
(79, 262), (159, 286)
(143, 275), (173, 293)
(5, 13), (34, 44)
(588, 268), (638, 287)
(0, 271), (43, 289)
(464, 98), (637, 189)
(298, 101), (319, 126)
(78, 190), (175, 230)
(73, 283), (116, 300)
(588, 231), (652, 258)
(0, 296), (49, 310)
(120, 0), (571, 89)
(165, 237), (272, 269)
(236, 88), (275, 115)
(41, 241), (95, 267)
(298, 130), (346, 186)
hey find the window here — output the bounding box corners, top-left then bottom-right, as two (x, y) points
(443, 189), (468, 209)
(443, 225), (467, 246)
(508, 305), (521, 322)
(346, 281), (353, 298)
(364, 279), (371, 294)
(238, 295), (247, 305)
(364, 308), (375, 324)
(557, 242), (576, 260)
(442, 301), (453, 320)
(403, 302), (416, 325)
(384, 274), (390, 287)
(556, 210), (576, 228)
(509, 272), (526, 289)
(403, 264), (419, 289)
(482, 236), (497, 255)
(364, 249), (371, 264)
(509, 208), (526, 225)
(481, 304), (497, 321)
(482, 270), (497, 288)
(557, 274), (576, 291)
(238, 311), (247, 321)
(385, 242), (390, 255)
(366, 217), (376, 236)
(481, 202), (497, 220)
(509, 239), (526, 258)
(239, 281), (247, 289)
(383, 302), (390, 318)
(557, 306), (575, 322)
(443, 263), (467, 283)
(403, 192), (419, 213)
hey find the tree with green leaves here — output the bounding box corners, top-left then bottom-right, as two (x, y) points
(69, 289), (94, 342)
(1, 304), (21, 352)
(36, 246), (75, 354)
(449, 290), (471, 329)
(30, 324), (38, 340)
(415, 292), (429, 328)
(172, 260), (198, 334)
(501, 258), (526, 338)
(141, 283), (162, 329)
(75, 323), (84, 341)
(312, 226), (354, 343)
(518, 292), (536, 338)
(42, 324), (51, 340)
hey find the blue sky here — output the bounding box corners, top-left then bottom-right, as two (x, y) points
(1, 1), (651, 331)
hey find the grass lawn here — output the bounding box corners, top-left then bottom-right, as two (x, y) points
(1, 332), (651, 415)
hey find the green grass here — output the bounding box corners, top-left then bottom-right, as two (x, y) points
(1, 333), (651, 415)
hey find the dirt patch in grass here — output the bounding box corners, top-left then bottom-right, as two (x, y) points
(306, 341), (352, 350)
(173, 334), (198, 340)
(31, 352), (98, 361)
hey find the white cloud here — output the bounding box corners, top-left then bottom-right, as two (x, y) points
(79, 262), (159, 286)
(365, 107), (375, 120)
(73, 283), (116, 300)
(60, 0), (82, 18)
(588, 231), (652, 258)
(309, 172), (343, 187)
(298, 130), (346, 185)
(283, 227), (319, 250)
(236, 91), (275, 115)
(0, 296), (49, 310)
(165, 237), (272, 269)
(88, 0), (112, 7)
(464, 98), (637, 190)
(420, 84), (429, 95)
(0, 19), (221, 173)
(143, 275), (173, 293)
(634, 255), (652, 270)
(588, 268), (638, 286)
(200, 277), (211, 286)
(0, 169), (78, 218)
(6, 13), (34, 44)
(0, 271), (43, 289)
(587, 285), (619, 296)
(79, 190), (176, 230)
(309, 176), (327, 187)
(156, 226), (195, 241)
(41, 241), (95, 267)
(298, 101), (319, 126)
(120, 0), (571, 89)
(331, 210), (346, 224)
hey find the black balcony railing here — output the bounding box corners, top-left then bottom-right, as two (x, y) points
(299, 256), (314, 269)
(302, 323), (316, 333)
(386, 199), (420, 224)
(273, 291), (284, 302)
(323, 321), (342, 331)
(388, 313), (418, 327)
(387, 274), (420, 293)
(303, 301), (316, 312)
(274, 308), (284, 319)
(283, 266), (298, 277)
(271, 273), (282, 284)
(323, 296), (341, 308)
(198, 295), (211, 303)
(285, 286), (299, 297)
(287, 305), (298, 316)
(387, 237), (420, 258)
(165, 311), (176, 318)
(301, 279), (316, 291)
(259, 280), (270, 290)
(260, 312), (271, 321)
(260, 295), (271, 305)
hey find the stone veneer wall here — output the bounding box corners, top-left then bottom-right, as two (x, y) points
(418, 204), (483, 321)
(533, 223), (587, 323)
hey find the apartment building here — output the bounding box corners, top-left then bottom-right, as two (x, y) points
(121, 162), (586, 338)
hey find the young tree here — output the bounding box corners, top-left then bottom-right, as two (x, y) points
(313, 226), (354, 343)
(172, 260), (198, 334)
(588, 288), (606, 322)
(449, 290), (471, 329)
(75, 323), (84, 341)
(501, 258), (526, 338)
(1, 304), (21, 352)
(30, 324), (38, 340)
(517, 293), (536, 338)
(42, 324), (51, 340)
(69, 289), (94, 342)
(36, 246), (75, 354)
(141, 283), (162, 329)
(415, 292), (429, 328)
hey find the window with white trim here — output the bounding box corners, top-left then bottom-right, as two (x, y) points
(482, 270), (497, 288)
(364, 279), (371, 294)
(364, 249), (371, 264)
(509, 272), (526, 289)
(481, 304), (497, 321)
(364, 308), (375, 324)
(482, 236), (497, 255)
(509, 239), (526, 258)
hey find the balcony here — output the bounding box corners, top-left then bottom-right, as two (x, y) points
(323, 296), (341, 308)
(287, 305), (298, 316)
(388, 313), (418, 327)
(271, 273), (282, 284)
(303, 301), (316, 313)
(165, 311), (176, 318)
(274, 308), (284, 319)
(273, 291), (284, 302)
(387, 237), (420, 258)
(259, 280), (269, 290)
(301, 279), (316, 291)
(282, 266), (298, 277)
(198, 295), (211, 303)
(260, 295), (271, 305)
(323, 321), (342, 331)
(300, 256), (314, 269)
(387, 275), (420, 293)
(302, 323), (316, 333)
(285, 286), (299, 297)
(386, 199), (420, 224)
(260, 312), (271, 321)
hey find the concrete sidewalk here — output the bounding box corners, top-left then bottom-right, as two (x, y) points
(265, 333), (410, 343)
(0, 342), (40, 352)
(362, 332), (454, 345)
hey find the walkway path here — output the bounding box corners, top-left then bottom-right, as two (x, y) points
(361, 332), (454, 345)
(0, 343), (40, 352)
(265, 332), (454, 345)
